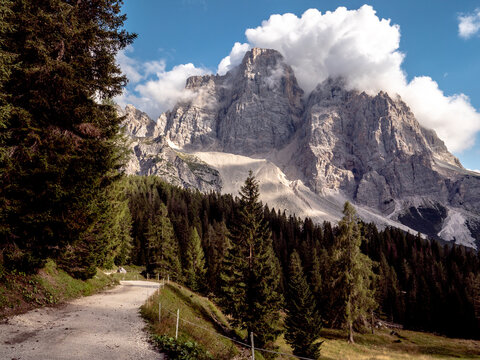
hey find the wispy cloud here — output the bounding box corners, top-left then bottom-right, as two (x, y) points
(115, 46), (210, 118)
(458, 9), (480, 39)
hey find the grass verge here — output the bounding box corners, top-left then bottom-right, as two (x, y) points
(141, 282), (480, 360)
(315, 328), (480, 360)
(141, 282), (247, 360)
(0, 259), (117, 320)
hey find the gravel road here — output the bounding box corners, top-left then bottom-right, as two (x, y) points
(0, 280), (162, 360)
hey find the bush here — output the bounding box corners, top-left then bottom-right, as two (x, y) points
(152, 335), (213, 360)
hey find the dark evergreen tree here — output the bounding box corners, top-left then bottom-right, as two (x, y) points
(145, 203), (181, 280)
(0, 0), (135, 275)
(185, 227), (206, 292)
(204, 221), (230, 294)
(103, 180), (134, 267)
(332, 202), (377, 343)
(310, 248), (323, 299)
(220, 171), (283, 354)
(284, 250), (322, 359)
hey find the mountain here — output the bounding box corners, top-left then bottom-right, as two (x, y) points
(118, 105), (221, 193)
(121, 48), (480, 249)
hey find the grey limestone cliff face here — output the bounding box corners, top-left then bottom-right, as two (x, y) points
(120, 104), (157, 138)
(122, 48), (480, 247)
(296, 79), (455, 213)
(163, 48), (304, 155)
(119, 107), (222, 193)
(294, 78), (480, 243)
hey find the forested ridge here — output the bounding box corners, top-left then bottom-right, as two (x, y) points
(125, 175), (480, 344)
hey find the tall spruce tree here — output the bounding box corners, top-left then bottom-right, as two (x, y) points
(220, 171), (283, 354)
(185, 227), (206, 292)
(284, 250), (323, 359)
(145, 203), (181, 280)
(332, 202), (377, 343)
(205, 221), (230, 294)
(0, 0), (135, 275)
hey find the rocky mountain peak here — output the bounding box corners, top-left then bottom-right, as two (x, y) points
(120, 104), (156, 138)
(185, 74), (218, 90)
(162, 48), (304, 155)
(239, 48), (285, 74)
(122, 47), (480, 249)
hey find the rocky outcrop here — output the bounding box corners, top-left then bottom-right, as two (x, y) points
(163, 48), (304, 155)
(119, 104), (156, 138)
(121, 48), (480, 249)
(120, 107), (221, 193)
(297, 78), (455, 212)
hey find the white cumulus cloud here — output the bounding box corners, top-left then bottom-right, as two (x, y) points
(458, 9), (480, 39)
(115, 48), (209, 118)
(400, 77), (480, 152)
(245, 6), (406, 95)
(215, 5), (480, 152)
(117, 7), (480, 153)
(217, 42), (251, 75)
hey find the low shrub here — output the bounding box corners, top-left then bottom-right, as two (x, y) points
(152, 334), (213, 360)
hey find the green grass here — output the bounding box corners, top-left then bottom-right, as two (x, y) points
(0, 259), (117, 319)
(37, 259), (116, 299)
(313, 328), (480, 360)
(141, 282), (241, 360)
(107, 264), (146, 281)
(141, 282), (480, 360)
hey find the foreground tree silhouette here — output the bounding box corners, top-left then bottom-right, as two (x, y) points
(220, 171), (283, 356)
(0, 0), (135, 275)
(333, 202), (377, 343)
(284, 250), (323, 358)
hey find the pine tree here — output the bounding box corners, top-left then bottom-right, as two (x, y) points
(220, 171), (283, 353)
(101, 179), (134, 268)
(0, 0), (135, 274)
(310, 248), (323, 298)
(332, 202), (377, 343)
(284, 250), (323, 358)
(205, 221), (230, 294)
(185, 227), (206, 292)
(145, 204), (181, 280)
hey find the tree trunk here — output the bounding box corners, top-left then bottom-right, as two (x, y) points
(348, 321), (355, 343)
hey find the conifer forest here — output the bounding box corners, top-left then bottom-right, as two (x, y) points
(0, 1), (479, 358)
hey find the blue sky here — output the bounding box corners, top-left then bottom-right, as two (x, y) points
(119, 0), (480, 170)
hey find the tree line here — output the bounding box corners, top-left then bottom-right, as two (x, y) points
(124, 175), (480, 357)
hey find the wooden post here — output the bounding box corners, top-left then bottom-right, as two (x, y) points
(158, 302), (161, 323)
(175, 309), (180, 340)
(157, 273), (159, 281)
(250, 332), (255, 360)
(167, 274), (170, 284)
(371, 311), (375, 334)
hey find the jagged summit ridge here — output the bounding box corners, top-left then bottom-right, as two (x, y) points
(162, 48), (304, 155)
(122, 48), (480, 249)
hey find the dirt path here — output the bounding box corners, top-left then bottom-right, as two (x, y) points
(0, 281), (162, 360)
